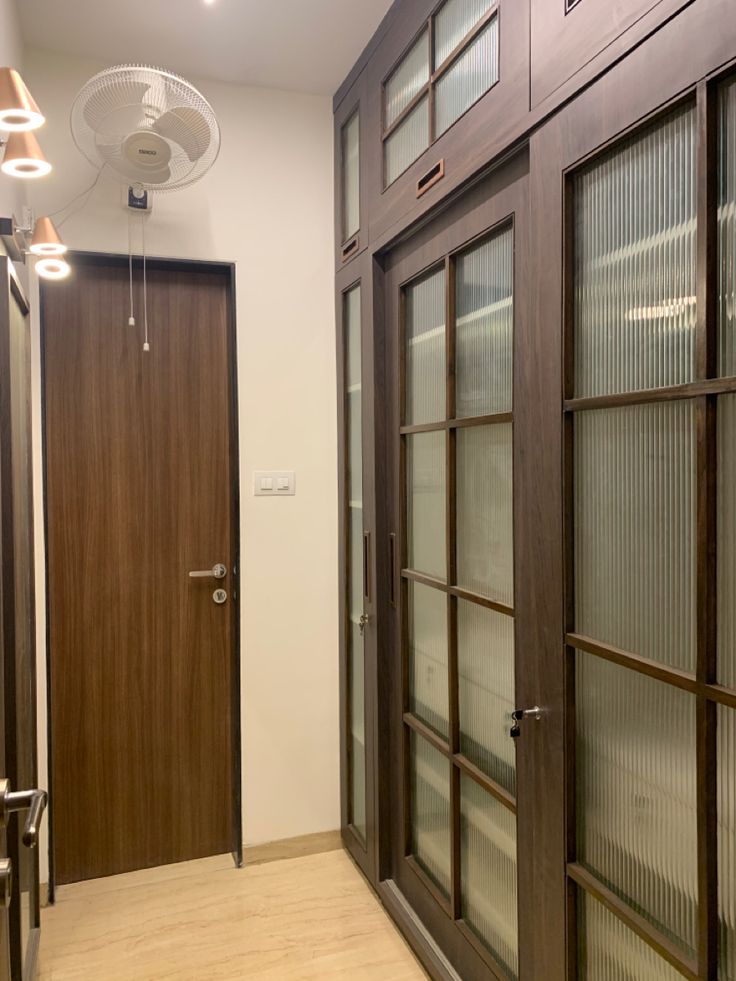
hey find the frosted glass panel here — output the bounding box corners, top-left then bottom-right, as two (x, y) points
(344, 284), (365, 841)
(577, 890), (684, 980)
(408, 581), (449, 739)
(410, 731), (451, 897)
(458, 600), (515, 793)
(436, 17), (498, 138)
(574, 105), (696, 397)
(461, 775), (518, 978)
(456, 225), (513, 418)
(406, 267), (446, 425)
(720, 77), (736, 375)
(457, 424), (513, 605)
(385, 30), (430, 128)
(576, 652), (698, 955)
(719, 395), (736, 689)
(385, 95), (430, 188)
(407, 431), (446, 580)
(720, 706), (736, 981)
(342, 111), (360, 242)
(575, 402), (696, 672)
(434, 0), (494, 67)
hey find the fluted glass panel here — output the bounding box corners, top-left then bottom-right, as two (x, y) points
(342, 111), (360, 242)
(457, 424), (513, 604)
(461, 775), (518, 978)
(458, 600), (515, 793)
(410, 731), (451, 897)
(574, 104), (696, 398)
(344, 285), (365, 841)
(436, 18), (498, 138)
(434, 0), (494, 67)
(456, 225), (513, 417)
(385, 97), (430, 187)
(577, 890), (684, 980)
(408, 581), (449, 738)
(385, 30), (430, 128)
(407, 431), (446, 580)
(718, 395), (736, 689)
(576, 652), (698, 955)
(719, 706), (736, 981)
(719, 77), (736, 375)
(575, 402), (696, 672)
(405, 266), (446, 425)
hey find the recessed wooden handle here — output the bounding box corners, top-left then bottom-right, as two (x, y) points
(341, 236), (359, 262)
(363, 531), (371, 602)
(416, 159), (445, 198)
(389, 533), (397, 608)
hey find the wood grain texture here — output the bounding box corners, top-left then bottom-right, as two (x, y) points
(43, 259), (236, 884)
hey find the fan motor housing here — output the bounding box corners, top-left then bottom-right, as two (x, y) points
(122, 131), (171, 173)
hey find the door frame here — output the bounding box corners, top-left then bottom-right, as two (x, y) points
(39, 251), (243, 899)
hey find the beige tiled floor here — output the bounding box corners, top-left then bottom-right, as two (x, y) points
(37, 848), (428, 980)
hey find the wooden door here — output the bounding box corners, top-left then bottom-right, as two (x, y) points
(42, 255), (239, 885)
(382, 150), (535, 981)
(0, 255), (43, 979)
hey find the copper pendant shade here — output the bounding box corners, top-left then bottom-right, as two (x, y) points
(0, 67), (44, 132)
(30, 216), (66, 255)
(0, 130), (52, 178)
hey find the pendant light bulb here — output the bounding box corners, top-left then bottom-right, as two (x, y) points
(35, 257), (70, 281)
(1, 130), (52, 179)
(0, 68), (44, 132)
(30, 216), (67, 256)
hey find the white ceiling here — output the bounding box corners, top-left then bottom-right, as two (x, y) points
(18, 0), (394, 96)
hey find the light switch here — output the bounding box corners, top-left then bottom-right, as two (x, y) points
(254, 471), (296, 497)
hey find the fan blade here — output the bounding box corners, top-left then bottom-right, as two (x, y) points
(153, 107), (211, 162)
(83, 81), (151, 136)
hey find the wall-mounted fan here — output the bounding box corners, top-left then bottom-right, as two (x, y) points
(70, 64), (220, 192)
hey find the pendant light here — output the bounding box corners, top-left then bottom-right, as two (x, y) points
(29, 216), (66, 256)
(35, 257), (70, 281)
(1, 130), (52, 178)
(0, 68), (44, 132)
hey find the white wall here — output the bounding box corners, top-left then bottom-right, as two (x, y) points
(22, 46), (339, 881)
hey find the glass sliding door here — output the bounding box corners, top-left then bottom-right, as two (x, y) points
(565, 82), (736, 979)
(389, 210), (521, 981)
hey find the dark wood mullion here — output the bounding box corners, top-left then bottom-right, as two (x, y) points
(568, 632), (699, 693)
(456, 919), (514, 981)
(453, 753), (516, 814)
(400, 410), (512, 435)
(695, 76), (719, 981)
(401, 570), (515, 616)
(403, 711), (451, 756)
(405, 855), (454, 917)
(706, 683), (736, 710)
(430, 4), (499, 85)
(382, 83), (431, 142)
(568, 864), (700, 981)
(564, 375), (736, 412)
(400, 420), (447, 435)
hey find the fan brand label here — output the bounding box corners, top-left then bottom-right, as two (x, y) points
(138, 149), (157, 156)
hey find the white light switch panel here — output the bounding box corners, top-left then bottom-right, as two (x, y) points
(254, 471), (296, 497)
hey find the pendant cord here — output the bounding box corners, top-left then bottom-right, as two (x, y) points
(142, 214), (149, 352)
(127, 211), (135, 327)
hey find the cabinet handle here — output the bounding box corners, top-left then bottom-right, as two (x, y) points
(416, 159), (445, 198)
(341, 236), (359, 262)
(363, 531), (371, 602)
(389, 532), (397, 608)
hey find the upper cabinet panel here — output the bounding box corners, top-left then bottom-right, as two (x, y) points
(530, 0), (693, 111)
(367, 0), (529, 246)
(335, 70), (369, 269)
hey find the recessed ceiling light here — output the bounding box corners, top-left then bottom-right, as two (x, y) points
(203, 0), (216, 5)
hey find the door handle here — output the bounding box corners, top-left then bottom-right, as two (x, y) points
(0, 858), (11, 909)
(510, 706), (543, 739)
(189, 563), (227, 580)
(0, 780), (48, 848)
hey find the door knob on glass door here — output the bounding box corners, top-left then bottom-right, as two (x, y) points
(189, 563), (227, 580)
(0, 779), (48, 848)
(510, 706), (543, 739)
